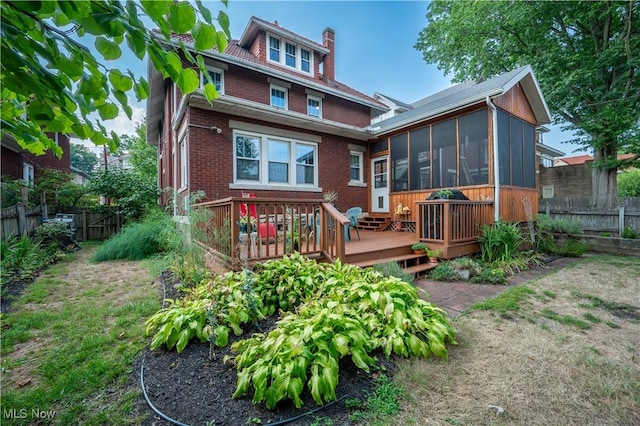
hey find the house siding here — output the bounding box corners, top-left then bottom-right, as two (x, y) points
(493, 83), (536, 125)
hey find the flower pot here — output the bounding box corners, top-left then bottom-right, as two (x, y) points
(429, 257), (438, 264)
(413, 249), (426, 255)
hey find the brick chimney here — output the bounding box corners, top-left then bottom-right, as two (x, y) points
(322, 27), (335, 82)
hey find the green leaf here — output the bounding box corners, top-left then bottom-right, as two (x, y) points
(217, 10), (231, 39)
(176, 329), (191, 353)
(140, 0), (171, 22)
(214, 325), (229, 347)
(126, 32), (147, 60)
(108, 70), (133, 91)
(192, 22), (216, 51)
(97, 103), (119, 120)
(216, 30), (228, 53)
(176, 68), (200, 94)
(203, 82), (218, 101)
(168, 2), (196, 34)
(195, 0), (213, 24)
(134, 78), (149, 101)
(95, 37), (122, 60)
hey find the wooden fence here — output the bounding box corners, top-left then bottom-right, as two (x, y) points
(1, 204), (122, 242)
(539, 197), (640, 236)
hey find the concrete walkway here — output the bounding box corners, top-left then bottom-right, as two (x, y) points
(414, 257), (576, 317)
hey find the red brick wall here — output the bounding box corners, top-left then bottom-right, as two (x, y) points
(185, 108), (368, 211)
(225, 64), (371, 128)
(2, 133), (70, 181)
(250, 31), (266, 60)
(1, 147), (24, 179)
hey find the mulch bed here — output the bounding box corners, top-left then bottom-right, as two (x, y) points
(135, 273), (398, 426)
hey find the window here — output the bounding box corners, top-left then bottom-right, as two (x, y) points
(179, 136), (187, 189)
(267, 34), (312, 74)
(307, 96), (321, 117)
(350, 152), (363, 183)
(236, 135), (260, 181)
(391, 133), (408, 192)
(301, 49), (311, 72)
(268, 139), (289, 183)
(269, 36), (280, 62)
(285, 43), (296, 67)
(234, 131), (317, 188)
(497, 109), (536, 188)
(200, 67), (224, 94)
(270, 85), (287, 109)
(23, 163), (34, 185)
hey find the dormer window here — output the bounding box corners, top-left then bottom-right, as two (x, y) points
(267, 34), (313, 75)
(285, 43), (296, 67)
(269, 37), (280, 62)
(301, 49), (310, 72)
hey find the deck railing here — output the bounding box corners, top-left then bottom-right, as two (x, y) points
(191, 197), (348, 267)
(416, 200), (494, 245)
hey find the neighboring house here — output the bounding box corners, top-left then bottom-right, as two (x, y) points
(147, 16), (550, 225)
(535, 126), (565, 168)
(553, 154), (593, 167)
(1, 132), (71, 184)
(70, 166), (90, 186)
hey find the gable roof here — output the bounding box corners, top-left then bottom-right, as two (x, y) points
(554, 154), (594, 165)
(238, 16), (329, 55)
(371, 65), (552, 135)
(373, 92), (414, 111)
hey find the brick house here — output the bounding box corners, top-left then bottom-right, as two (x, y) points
(148, 16), (551, 226)
(1, 132), (71, 185)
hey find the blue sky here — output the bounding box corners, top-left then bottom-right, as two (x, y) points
(89, 0), (573, 156)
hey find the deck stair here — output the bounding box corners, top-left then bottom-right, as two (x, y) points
(356, 216), (391, 231)
(351, 252), (438, 277)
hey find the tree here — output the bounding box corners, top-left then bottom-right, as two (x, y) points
(416, 1), (639, 208)
(70, 143), (99, 175)
(119, 122), (157, 181)
(1, 0), (229, 156)
(618, 169), (640, 197)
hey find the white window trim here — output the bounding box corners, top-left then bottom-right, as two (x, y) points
(266, 33), (314, 75)
(270, 84), (288, 109)
(307, 95), (322, 118)
(232, 129), (318, 190)
(179, 134), (188, 192)
(199, 66), (225, 95)
(349, 151), (365, 185)
(23, 162), (34, 186)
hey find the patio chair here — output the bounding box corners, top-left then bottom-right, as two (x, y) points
(344, 207), (362, 241)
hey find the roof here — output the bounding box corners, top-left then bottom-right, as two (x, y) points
(555, 155), (594, 165)
(147, 22), (388, 144)
(373, 92), (414, 111)
(238, 16), (329, 55)
(372, 65), (552, 135)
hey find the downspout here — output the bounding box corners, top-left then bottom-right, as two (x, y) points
(486, 96), (500, 222)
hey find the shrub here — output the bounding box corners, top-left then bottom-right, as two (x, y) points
(448, 257), (482, 280)
(429, 263), (457, 281)
(478, 220), (524, 265)
(92, 212), (177, 261)
(622, 227), (637, 239)
(617, 169), (640, 197)
(372, 261), (414, 284)
(470, 268), (507, 284)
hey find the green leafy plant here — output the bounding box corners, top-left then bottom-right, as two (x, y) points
(621, 227), (637, 239)
(147, 255), (456, 409)
(448, 257), (481, 281)
(411, 242), (429, 252)
(429, 263), (457, 281)
(478, 220), (524, 265)
(470, 267), (507, 284)
(348, 374), (403, 424)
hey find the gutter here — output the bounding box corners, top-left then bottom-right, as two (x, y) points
(486, 96), (500, 222)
